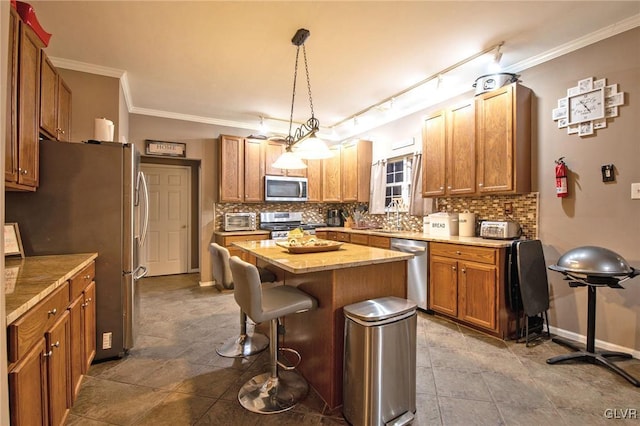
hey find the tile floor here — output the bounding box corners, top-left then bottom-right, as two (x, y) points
(67, 273), (640, 425)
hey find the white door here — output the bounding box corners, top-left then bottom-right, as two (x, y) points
(142, 164), (190, 276)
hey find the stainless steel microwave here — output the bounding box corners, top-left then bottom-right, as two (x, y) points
(264, 175), (308, 202)
(224, 212), (257, 231)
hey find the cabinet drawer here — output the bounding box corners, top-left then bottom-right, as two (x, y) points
(349, 234), (369, 245)
(430, 242), (496, 265)
(220, 234), (269, 247)
(368, 235), (391, 249)
(336, 232), (351, 243)
(69, 261), (95, 300)
(7, 281), (70, 363)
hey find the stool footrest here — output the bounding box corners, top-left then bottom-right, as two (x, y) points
(277, 347), (302, 370)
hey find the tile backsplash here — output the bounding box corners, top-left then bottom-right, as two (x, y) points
(215, 192), (538, 239)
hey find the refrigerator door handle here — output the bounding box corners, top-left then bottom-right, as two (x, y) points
(133, 265), (148, 280)
(138, 171), (150, 246)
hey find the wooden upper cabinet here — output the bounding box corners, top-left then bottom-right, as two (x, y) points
(40, 52), (72, 142)
(341, 140), (372, 203)
(6, 15), (43, 191)
(447, 101), (476, 195)
(476, 83), (531, 194)
(264, 140), (306, 177)
(5, 8), (19, 185)
(243, 138), (265, 202)
(306, 158), (322, 202)
(422, 111), (446, 197)
(322, 146), (341, 202)
(219, 135), (244, 202)
(422, 101), (475, 197)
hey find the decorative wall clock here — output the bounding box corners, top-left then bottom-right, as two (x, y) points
(552, 77), (625, 137)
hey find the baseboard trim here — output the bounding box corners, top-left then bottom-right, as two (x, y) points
(548, 326), (640, 359)
(199, 280), (215, 287)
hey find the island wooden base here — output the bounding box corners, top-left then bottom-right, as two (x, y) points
(268, 260), (407, 409)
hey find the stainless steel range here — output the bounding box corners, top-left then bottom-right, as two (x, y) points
(260, 212), (326, 240)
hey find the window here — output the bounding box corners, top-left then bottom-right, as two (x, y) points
(385, 157), (412, 211)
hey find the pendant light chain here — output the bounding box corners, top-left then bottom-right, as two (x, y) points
(287, 46), (301, 143)
(302, 45), (315, 120)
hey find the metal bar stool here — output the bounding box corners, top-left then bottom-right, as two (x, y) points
(229, 256), (318, 414)
(209, 243), (276, 358)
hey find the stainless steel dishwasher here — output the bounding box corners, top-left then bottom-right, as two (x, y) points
(390, 238), (429, 311)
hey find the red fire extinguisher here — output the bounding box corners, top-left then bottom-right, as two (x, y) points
(555, 157), (568, 198)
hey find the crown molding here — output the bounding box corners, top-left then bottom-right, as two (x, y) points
(50, 14), (640, 137)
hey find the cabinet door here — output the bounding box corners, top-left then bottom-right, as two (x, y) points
(458, 261), (497, 331)
(264, 140), (286, 177)
(428, 255), (458, 316)
(219, 135), (244, 202)
(57, 78), (72, 142)
(40, 52), (58, 138)
(83, 281), (97, 373)
(68, 295), (84, 402)
(243, 138), (264, 202)
(8, 337), (47, 426)
(17, 23), (42, 189)
(341, 143), (358, 202)
(476, 85), (514, 193)
(322, 147), (341, 202)
(306, 159), (322, 202)
(422, 111), (446, 197)
(447, 101), (476, 195)
(46, 310), (71, 426)
(5, 9), (19, 183)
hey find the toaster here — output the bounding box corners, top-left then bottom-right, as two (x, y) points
(479, 220), (522, 240)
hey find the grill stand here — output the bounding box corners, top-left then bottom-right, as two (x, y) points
(547, 284), (640, 387)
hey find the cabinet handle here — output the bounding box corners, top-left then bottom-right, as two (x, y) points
(43, 350), (53, 357)
(461, 268), (466, 274)
(82, 298), (92, 308)
(439, 186), (444, 190)
(447, 186), (452, 190)
(18, 168), (28, 175)
(51, 341), (60, 349)
(456, 250), (461, 255)
(478, 183), (484, 187)
(84, 274), (91, 280)
(47, 308), (58, 316)
(452, 266), (457, 271)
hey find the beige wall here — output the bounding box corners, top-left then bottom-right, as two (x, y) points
(58, 69), (120, 142)
(128, 114), (243, 284)
(521, 28), (640, 352)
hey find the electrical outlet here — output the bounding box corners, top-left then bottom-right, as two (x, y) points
(504, 202), (513, 215)
(632, 183), (640, 200)
(102, 332), (112, 349)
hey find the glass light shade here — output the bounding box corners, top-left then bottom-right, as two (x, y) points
(292, 135), (334, 160)
(272, 149), (308, 169)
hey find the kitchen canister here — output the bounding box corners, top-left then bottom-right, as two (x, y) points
(458, 210), (476, 237)
(422, 216), (430, 234)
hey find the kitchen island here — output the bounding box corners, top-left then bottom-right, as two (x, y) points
(232, 240), (412, 409)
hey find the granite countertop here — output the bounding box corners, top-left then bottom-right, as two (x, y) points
(316, 227), (516, 248)
(232, 240), (412, 274)
(213, 230), (271, 237)
(5, 253), (98, 324)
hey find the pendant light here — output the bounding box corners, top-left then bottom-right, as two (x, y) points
(273, 28), (332, 169)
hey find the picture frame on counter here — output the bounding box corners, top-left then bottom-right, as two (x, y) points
(4, 223), (24, 258)
(145, 139), (187, 157)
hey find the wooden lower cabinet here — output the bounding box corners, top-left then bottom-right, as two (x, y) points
(9, 310), (71, 426)
(429, 242), (511, 338)
(8, 260), (96, 426)
(214, 233), (270, 264)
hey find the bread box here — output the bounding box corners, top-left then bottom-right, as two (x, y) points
(429, 212), (459, 237)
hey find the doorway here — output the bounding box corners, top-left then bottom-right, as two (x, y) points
(141, 159), (199, 276)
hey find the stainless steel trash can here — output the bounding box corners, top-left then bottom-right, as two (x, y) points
(343, 296), (417, 426)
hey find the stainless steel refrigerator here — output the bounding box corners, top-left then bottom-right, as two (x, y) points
(5, 139), (149, 361)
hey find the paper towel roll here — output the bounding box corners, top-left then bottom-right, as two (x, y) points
(94, 118), (114, 141)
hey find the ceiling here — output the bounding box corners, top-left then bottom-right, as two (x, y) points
(28, 1), (640, 140)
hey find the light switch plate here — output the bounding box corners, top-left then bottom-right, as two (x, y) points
(632, 183), (640, 200)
